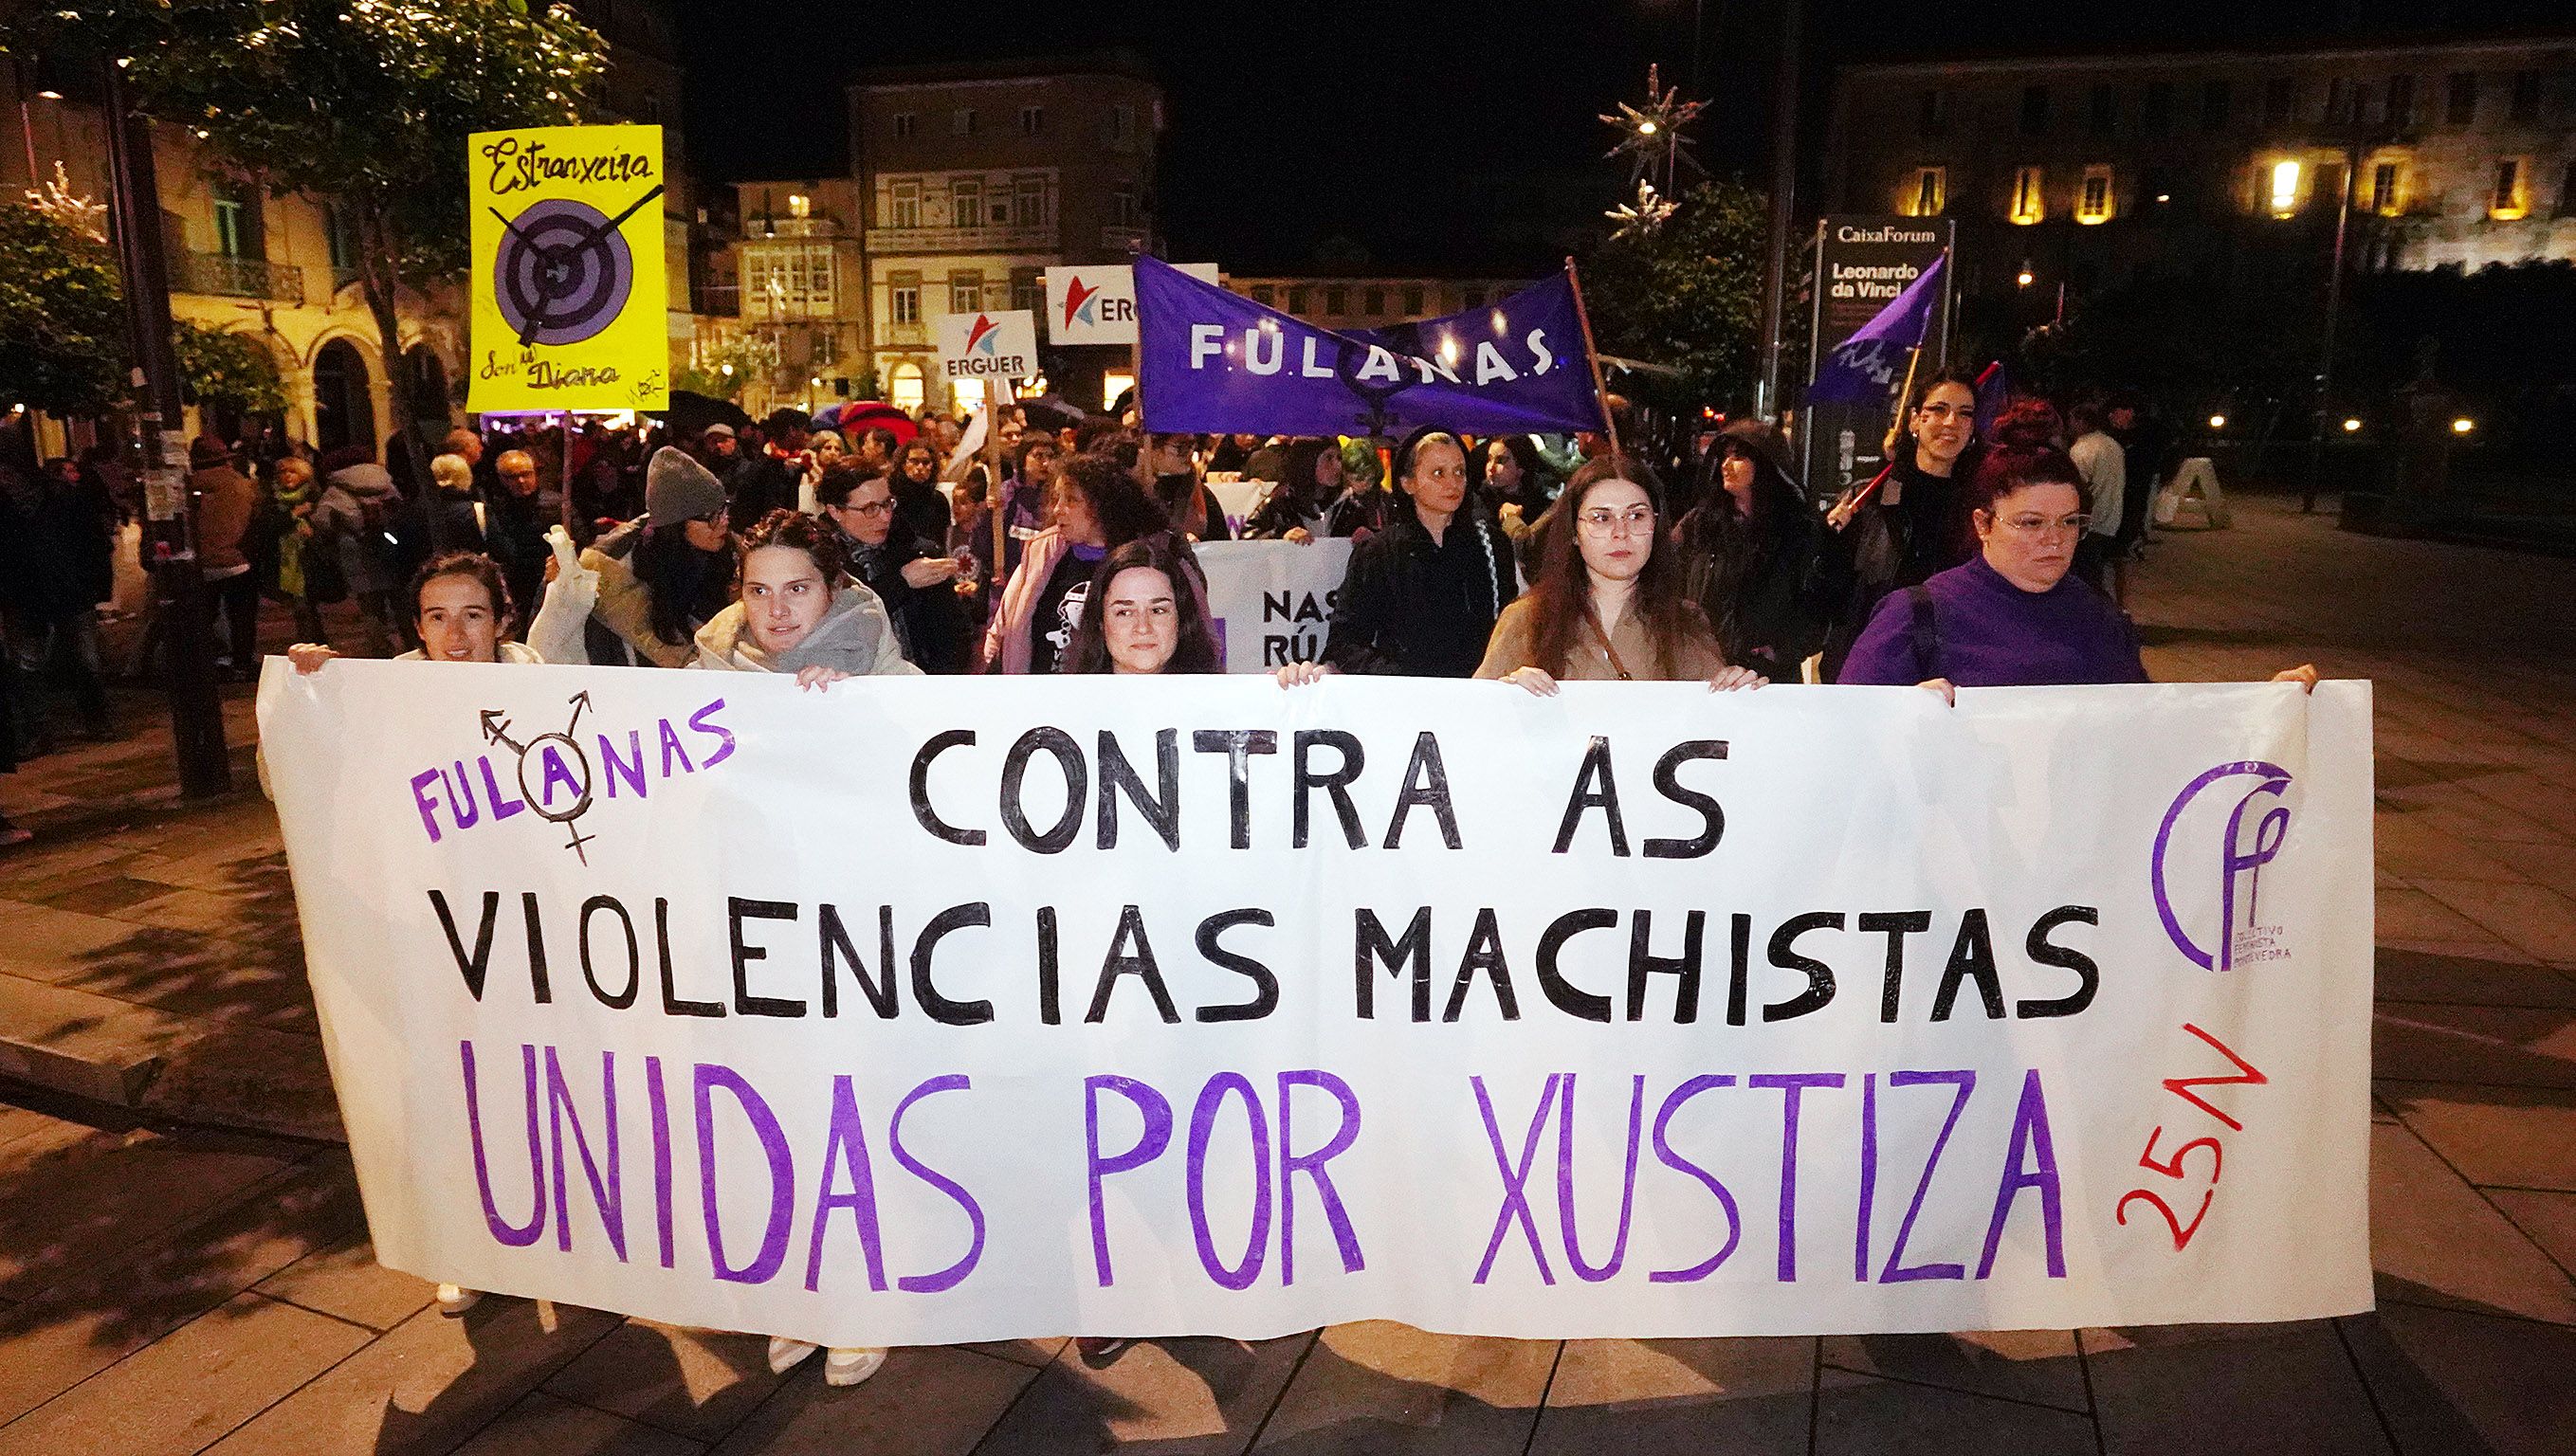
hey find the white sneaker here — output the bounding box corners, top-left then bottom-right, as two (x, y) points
(435, 1284), (482, 1316)
(824, 1347), (888, 1387)
(767, 1337), (820, 1374)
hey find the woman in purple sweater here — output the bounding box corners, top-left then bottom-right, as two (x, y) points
(1840, 428), (2315, 699)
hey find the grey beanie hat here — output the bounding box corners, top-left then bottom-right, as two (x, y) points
(645, 446), (727, 525)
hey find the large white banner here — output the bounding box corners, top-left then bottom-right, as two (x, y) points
(260, 665), (2373, 1347)
(1197, 538), (1352, 673)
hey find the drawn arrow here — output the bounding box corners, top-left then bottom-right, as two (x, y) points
(565, 691), (591, 735)
(480, 710), (523, 755)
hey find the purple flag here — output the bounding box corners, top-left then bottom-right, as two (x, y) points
(1135, 255), (1605, 437)
(1973, 360), (2011, 442)
(1806, 251), (1948, 407)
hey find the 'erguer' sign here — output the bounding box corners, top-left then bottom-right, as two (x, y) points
(935, 310), (1037, 383)
(261, 665), (2373, 1347)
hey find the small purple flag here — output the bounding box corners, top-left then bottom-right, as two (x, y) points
(1806, 251), (1948, 407)
(1973, 360), (2011, 442)
(1135, 256), (1604, 438)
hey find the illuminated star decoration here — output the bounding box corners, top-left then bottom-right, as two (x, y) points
(1599, 63), (1708, 188)
(1605, 179), (1677, 240)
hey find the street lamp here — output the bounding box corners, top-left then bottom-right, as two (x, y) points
(2015, 263), (2035, 288)
(2342, 417), (2362, 433)
(2451, 417), (2475, 435)
(2208, 413), (2227, 429)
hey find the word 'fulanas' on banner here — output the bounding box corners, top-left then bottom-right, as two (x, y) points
(467, 124), (670, 413)
(259, 665), (2373, 1347)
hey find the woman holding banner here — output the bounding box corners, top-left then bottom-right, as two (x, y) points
(689, 509), (919, 682)
(1838, 435), (2317, 699)
(526, 447), (738, 668)
(1069, 536), (1222, 675)
(1321, 429), (1516, 678)
(1474, 455), (1764, 694)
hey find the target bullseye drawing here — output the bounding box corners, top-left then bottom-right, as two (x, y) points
(489, 183), (662, 349)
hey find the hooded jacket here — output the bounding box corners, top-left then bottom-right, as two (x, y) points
(690, 582), (922, 677)
(311, 463), (402, 594)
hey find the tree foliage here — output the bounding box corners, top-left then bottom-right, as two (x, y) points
(0, 202), (128, 415)
(1576, 181), (1770, 412)
(174, 319), (287, 413)
(4, 0), (606, 445)
(672, 334), (781, 404)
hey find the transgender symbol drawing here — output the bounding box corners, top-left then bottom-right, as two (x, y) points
(481, 692), (599, 864)
(488, 183), (663, 348)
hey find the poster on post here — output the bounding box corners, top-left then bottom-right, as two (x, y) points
(466, 123), (670, 413)
(1801, 217), (1954, 498)
(934, 310), (1039, 387)
(261, 665), (2373, 1347)
(1197, 539), (1353, 671)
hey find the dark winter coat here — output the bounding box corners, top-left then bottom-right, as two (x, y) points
(1323, 504), (1519, 678)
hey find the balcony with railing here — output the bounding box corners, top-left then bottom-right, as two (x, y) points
(863, 222), (1058, 254)
(178, 252), (305, 304)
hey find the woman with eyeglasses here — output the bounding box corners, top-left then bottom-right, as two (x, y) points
(1820, 367), (1986, 676)
(817, 461), (969, 672)
(526, 447), (737, 667)
(1472, 454), (1763, 695)
(1838, 433), (2318, 699)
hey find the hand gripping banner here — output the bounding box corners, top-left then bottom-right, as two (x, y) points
(1136, 256), (1606, 438)
(260, 665), (2373, 1346)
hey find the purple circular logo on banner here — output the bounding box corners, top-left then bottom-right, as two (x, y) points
(493, 197), (635, 348)
(2150, 761), (2294, 973)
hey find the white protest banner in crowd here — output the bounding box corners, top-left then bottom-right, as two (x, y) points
(1202, 476), (1270, 537)
(1046, 263), (1222, 346)
(1197, 539), (1352, 672)
(261, 665), (2372, 1346)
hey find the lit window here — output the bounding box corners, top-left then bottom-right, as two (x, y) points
(889, 275), (921, 325)
(2490, 157), (2528, 220)
(1909, 166), (1946, 216)
(889, 360), (924, 411)
(2009, 166), (2045, 225)
(888, 180), (921, 229)
(787, 193), (811, 220)
(2370, 160), (2404, 215)
(2076, 165), (2113, 224)
(2268, 158), (2302, 217)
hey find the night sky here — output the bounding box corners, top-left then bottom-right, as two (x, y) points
(677, 0), (2570, 277)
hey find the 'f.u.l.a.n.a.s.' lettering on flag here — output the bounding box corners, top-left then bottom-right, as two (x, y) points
(1135, 255), (1605, 437)
(261, 662), (2373, 1348)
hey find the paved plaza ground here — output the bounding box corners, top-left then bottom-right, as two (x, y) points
(0, 495), (2570, 1454)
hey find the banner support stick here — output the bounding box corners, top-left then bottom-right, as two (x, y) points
(1563, 257), (1620, 456)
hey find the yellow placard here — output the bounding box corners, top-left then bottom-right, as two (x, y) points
(466, 123), (668, 413)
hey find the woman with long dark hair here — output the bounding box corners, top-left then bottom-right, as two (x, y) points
(1820, 365), (1988, 675)
(980, 452), (1195, 673)
(1672, 421), (1831, 685)
(1242, 438), (1343, 542)
(1068, 536), (1222, 675)
(1321, 428), (1516, 678)
(527, 446), (735, 666)
(1475, 454), (1763, 693)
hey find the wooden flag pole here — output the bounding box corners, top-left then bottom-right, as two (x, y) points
(1563, 257), (1620, 457)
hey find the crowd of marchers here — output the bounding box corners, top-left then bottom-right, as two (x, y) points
(75, 375), (2309, 1384)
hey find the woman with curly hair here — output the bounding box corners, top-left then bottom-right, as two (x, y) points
(980, 452), (1199, 673)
